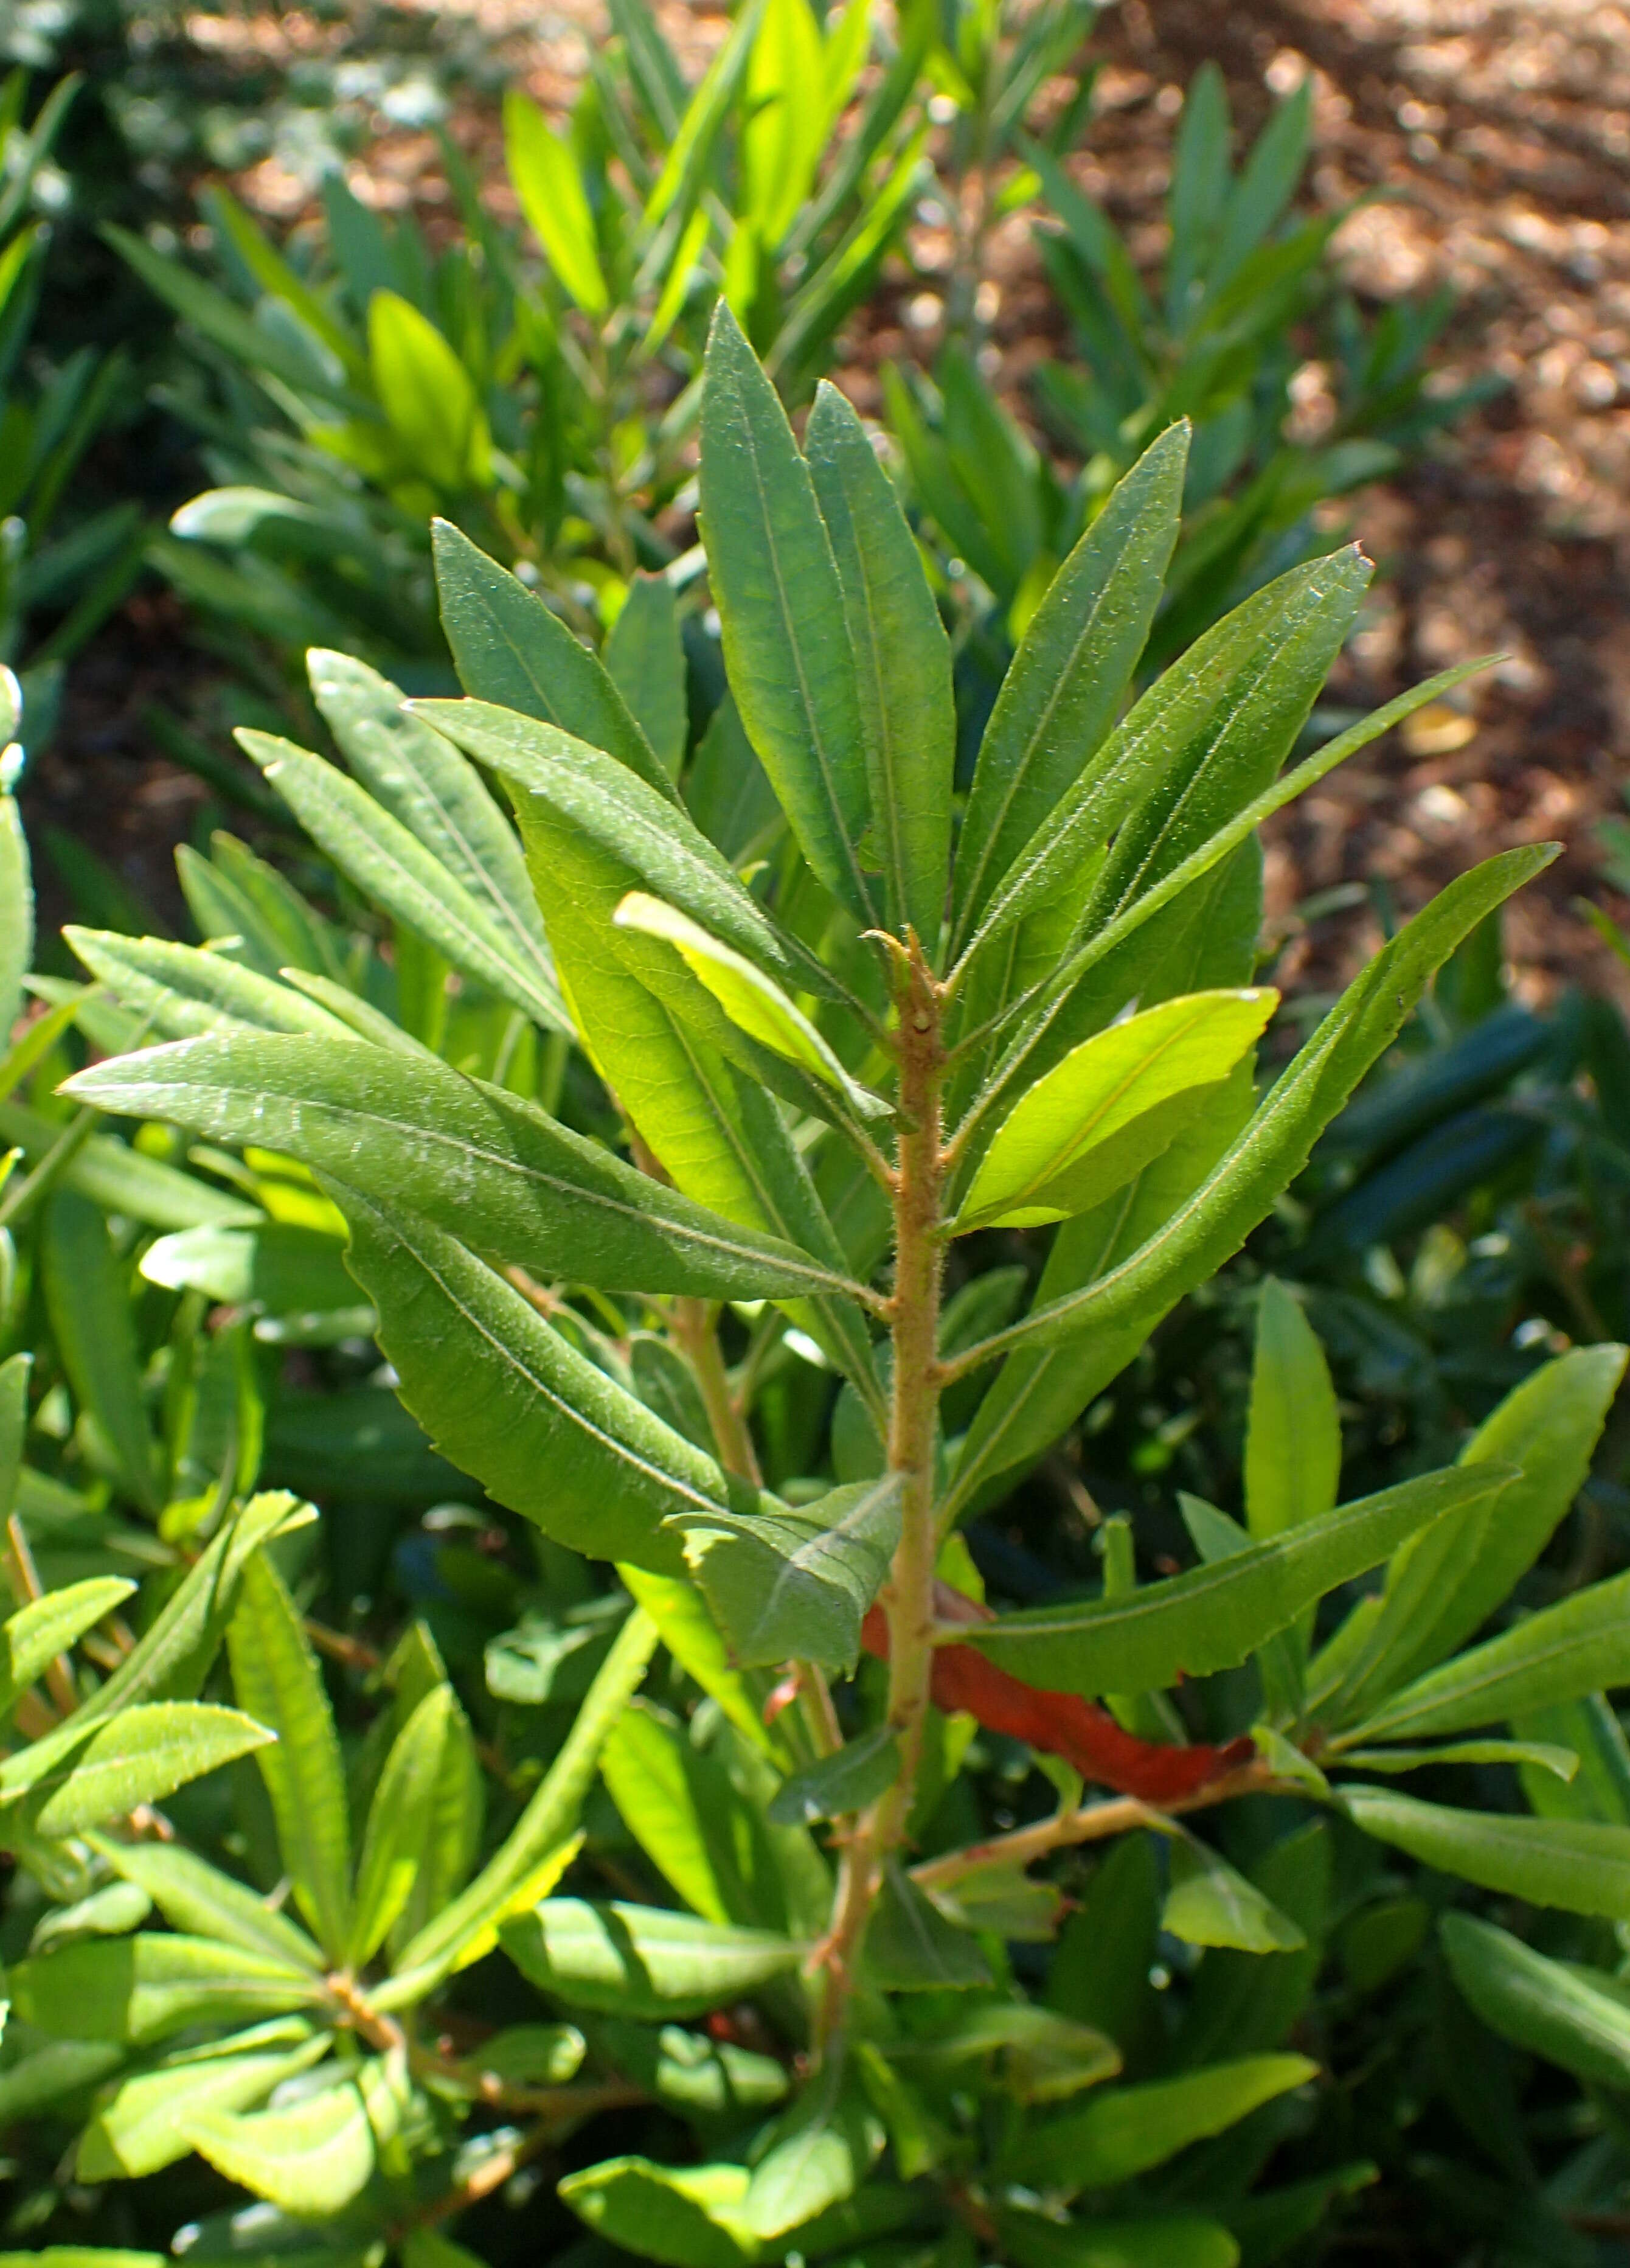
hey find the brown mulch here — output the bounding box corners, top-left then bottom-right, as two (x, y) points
(36, 0), (1630, 1011)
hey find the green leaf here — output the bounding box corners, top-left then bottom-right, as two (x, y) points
(699, 304), (874, 923)
(335, 1182), (740, 1573)
(1005, 2053), (1317, 2196)
(1162, 1839), (1306, 1953)
(22, 1703), (274, 1838)
(184, 2061), (394, 2215)
(614, 892), (887, 1119)
(768, 1725), (899, 1826)
(368, 290), (490, 489)
(380, 1604), (657, 2007)
(741, 0), (825, 248)
(601, 1700), (747, 1925)
(237, 729), (570, 1036)
(227, 1552), (353, 1958)
(961, 1464), (1512, 1697)
(0, 774), (32, 1042)
(0, 1578), (134, 1713)
(414, 698), (818, 998)
(672, 1473), (902, 1668)
(1344, 1785), (1630, 1916)
(493, 776), (880, 1402)
(1311, 1343), (1629, 1724)
(952, 424), (1187, 947)
(892, 2002), (1122, 2103)
(865, 1862), (993, 1991)
(349, 1685), (454, 1965)
(432, 520), (674, 798)
(106, 224), (356, 404)
(307, 647), (553, 985)
(620, 1565), (789, 1763)
(1246, 1278), (1339, 1542)
(605, 574), (688, 780)
(505, 90), (608, 313)
(956, 989), (1277, 1231)
(10, 1932), (325, 2044)
(501, 1898), (805, 2019)
(1335, 1739), (1578, 1778)
(79, 2032), (330, 2180)
(559, 2158), (755, 2268)
(1337, 1570), (1630, 1749)
(1441, 1911), (1630, 2090)
(65, 927), (353, 1042)
(67, 1035), (865, 1308)
(0, 1096), (261, 1230)
(41, 1191), (159, 1512)
(805, 381), (954, 953)
(959, 847), (1558, 1367)
(744, 2073), (883, 2241)
(91, 1837), (324, 1972)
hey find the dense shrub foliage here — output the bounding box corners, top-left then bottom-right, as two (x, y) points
(0, 12), (1627, 2267)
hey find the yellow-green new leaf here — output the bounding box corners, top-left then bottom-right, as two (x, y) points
(184, 2060), (399, 2215)
(79, 2032), (331, 2180)
(615, 894), (887, 1119)
(955, 989), (1278, 1231)
(349, 1685), (455, 1965)
(368, 291), (490, 490)
(1245, 1278), (1339, 1540)
(9, 1932), (325, 2044)
(92, 1837), (324, 1972)
(504, 91), (608, 314)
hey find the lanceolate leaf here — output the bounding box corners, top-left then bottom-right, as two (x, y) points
(79, 2032), (332, 2180)
(308, 647), (553, 982)
(9, 1932), (326, 2044)
(489, 743), (884, 1409)
(0, 1578), (134, 1713)
(951, 848), (1558, 1368)
(1336, 1570), (1630, 1749)
(955, 989), (1277, 1231)
(92, 1837), (324, 1972)
(1311, 1343), (1628, 1726)
(614, 894), (887, 1119)
(412, 698), (819, 993)
(605, 574), (688, 779)
(959, 1464), (1514, 1697)
(1246, 1279), (1340, 1539)
(41, 1191), (159, 1514)
(671, 1474), (903, 1668)
(0, 1094), (262, 1230)
(227, 1553), (353, 1959)
(699, 304), (875, 923)
(504, 89), (608, 314)
(380, 1605), (657, 2006)
(1441, 1913), (1630, 2090)
(952, 423), (1187, 948)
(1344, 1786), (1630, 1918)
(1004, 2054), (1316, 2196)
(236, 731), (570, 1035)
(66, 1035), (869, 1307)
(805, 381), (954, 953)
(501, 1899), (805, 2019)
(184, 2064), (390, 2216)
(65, 928), (355, 1043)
(336, 1182), (741, 1573)
(20, 1703), (274, 1838)
(432, 520), (675, 799)
(349, 1685), (455, 1965)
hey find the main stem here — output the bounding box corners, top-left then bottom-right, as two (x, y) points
(818, 939), (946, 2051)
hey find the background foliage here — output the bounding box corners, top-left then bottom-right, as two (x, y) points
(0, 5), (1626, 2264)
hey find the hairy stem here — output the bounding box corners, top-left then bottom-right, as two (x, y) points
(819, 937), (946, 2050)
